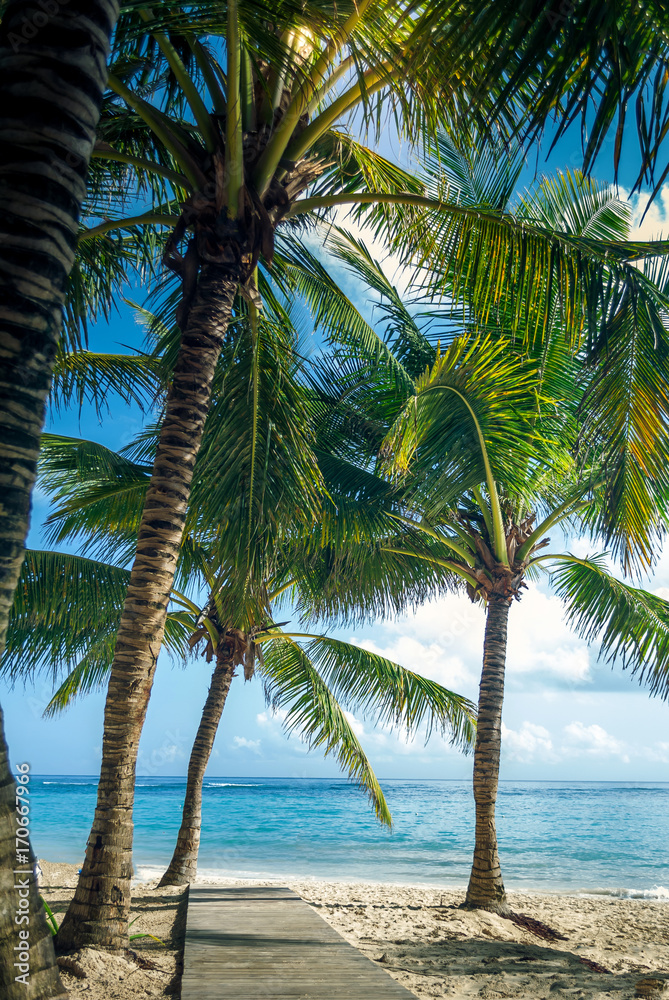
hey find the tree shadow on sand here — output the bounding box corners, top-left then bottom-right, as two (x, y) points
(374, 936), (653, 998)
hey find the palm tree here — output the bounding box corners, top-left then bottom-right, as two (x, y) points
(9, 561), (474, 888)
(58, 10), (464, 949)
(40, 143), (669, 928)
(286, 136), (669, 573)
(0, 3), (118, 993)
(384, 337), (669, 911)
(0, 0), (118, 636)
(53, 1), (669, 949)
(287, 163), (669, 912)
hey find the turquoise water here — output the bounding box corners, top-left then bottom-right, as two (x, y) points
(28, 776), (669, 897)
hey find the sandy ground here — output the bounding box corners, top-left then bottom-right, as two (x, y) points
(39, 861), (186, 999)
(40, 862), (668, 999)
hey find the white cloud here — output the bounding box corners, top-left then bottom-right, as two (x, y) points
(628, 185), (669, 241)
(301, 210), (418, 321)
(350, 581), (593, 696)
(502, 721), (556, 763)
(232, 736), (262, 755)
(353, 634), (478, 692)
(506, 586), (592, 683)
(641, 741), (669, 763)
(343, 710), (393, 748)
(563, 721), (630, 762)
(256, 708), (288, 728)
(500, 719), (642, 766)
(349, 591), (484, 696)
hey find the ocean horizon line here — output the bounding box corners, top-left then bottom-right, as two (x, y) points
(29, 773), (669, 784)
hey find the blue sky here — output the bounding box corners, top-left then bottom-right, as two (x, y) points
(3, 119), (669, 784)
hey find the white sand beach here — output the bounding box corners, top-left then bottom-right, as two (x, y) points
(40, 861), (669, 999)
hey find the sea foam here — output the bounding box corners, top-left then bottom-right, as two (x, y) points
(580, 885), (669, 901)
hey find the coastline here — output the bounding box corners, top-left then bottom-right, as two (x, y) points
(136, 864), (669, 901)
(41, 860), (669, 1000)
(29, 776), (669, 898)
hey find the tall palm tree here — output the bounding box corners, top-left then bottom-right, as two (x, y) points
(0, 3), (118, 994)
(384, 336), (669, 911)
(58, 9), (466, 949)
(287, 164), (669, 912)
(0, 0), (118, 636)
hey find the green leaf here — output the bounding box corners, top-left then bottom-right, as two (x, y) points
(551, 555), (669, 699)
(258, 635), (393, 825)
(286, 634), (476, 749)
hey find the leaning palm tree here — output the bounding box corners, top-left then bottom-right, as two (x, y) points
(59, 10), (460, 949)
(0, 3), (118, 993)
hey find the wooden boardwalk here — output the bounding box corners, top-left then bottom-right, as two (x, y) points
(181, 885), (419, 1000)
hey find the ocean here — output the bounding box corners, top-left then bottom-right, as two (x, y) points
(28, 776), (669, 898)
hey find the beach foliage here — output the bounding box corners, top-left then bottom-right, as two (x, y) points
(3, 0), (669, 955)
(551, 555), (669, 700)
(3, 310), (476, 846)
(280, 146), (669, 911)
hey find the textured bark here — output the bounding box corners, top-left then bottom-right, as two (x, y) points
(56, 266), (238, 952)
(0, 0), (118, 658)
(0, 2), (118, 993)
(0, 709), (67, 999)
(158, 650), (235, 887)
(464, 595), (510, 913)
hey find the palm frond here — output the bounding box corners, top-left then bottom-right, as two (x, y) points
(578, 270), (669, 574)
(42, 607), (196, 715)
(50, 347), (163, 416)
(2, 551), (130, 684)
(383, 333), (543, 492)
(551, 554), (669, 699)
(3, 548), (195, 711)
(259, 634), (392, 824)
(275, 234), (415, 393)
(38, 435), (150, 560)
(479, 0), (669, 200)
(423, 131), (525, 211)
(290, 634), (476, 748)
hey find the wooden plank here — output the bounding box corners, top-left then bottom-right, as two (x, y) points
(181, 885), (418, 1000)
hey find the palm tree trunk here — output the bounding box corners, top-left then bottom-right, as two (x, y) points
(464, 594), (510, 913)
(0, 708), (68, 1000)
(0, 1), (118, 986)
(56, 265), (239, 953)
(158, 648), (236, 887)
(0, 0), (118, 645)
